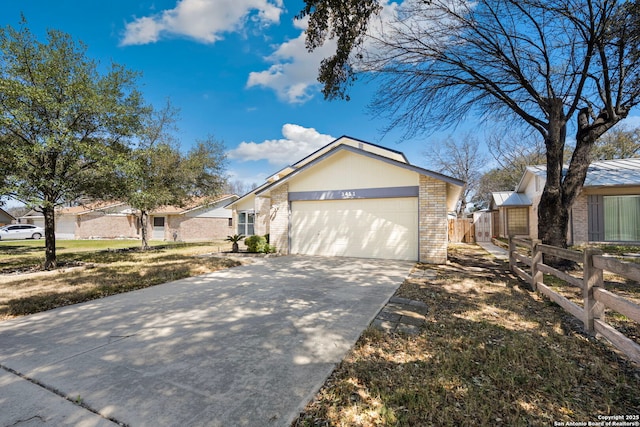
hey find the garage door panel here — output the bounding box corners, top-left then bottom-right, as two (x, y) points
(291, 198), (418, 260)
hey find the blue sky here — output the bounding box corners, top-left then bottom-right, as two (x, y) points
(2, 0), (448, 190)
(2, 0), (639, 196)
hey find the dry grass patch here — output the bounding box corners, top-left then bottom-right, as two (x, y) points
(0, 242), (239, 320)
(293, 244), (640, 427)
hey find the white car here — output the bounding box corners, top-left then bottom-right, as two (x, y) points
(0, 224), (45, 240)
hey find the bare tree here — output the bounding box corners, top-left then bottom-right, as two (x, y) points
(301, 0), (640, 248)
(473, 133), (547, 208)
(224, 180), (259, 197)
(424, 134), (485, 217)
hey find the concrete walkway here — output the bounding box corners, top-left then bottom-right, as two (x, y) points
(477, 241), (509, 260)
(0, 256), (413, 427)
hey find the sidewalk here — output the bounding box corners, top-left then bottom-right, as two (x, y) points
(476, 241), (509, 260)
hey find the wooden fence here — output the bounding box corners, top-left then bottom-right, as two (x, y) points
(508, 236), (640, 364)
(448, 218), (475, 243)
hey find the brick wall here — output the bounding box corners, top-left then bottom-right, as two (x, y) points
(269, 184), (289, 254)
(166, 216), (233, 241)
(77, 214), (139, 239)
(571, 193), (588, 244)
(419, 175), (448, 264)
(254, 196), (271, 236)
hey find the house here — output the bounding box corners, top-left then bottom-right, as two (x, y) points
(491, 158), (640, 244)
(147, 195), (238, 242)
(0, 208), (15, 226)
(19, 195), (238, 241)
(490, 191), (533, 238)
(226, 136), (464, 263)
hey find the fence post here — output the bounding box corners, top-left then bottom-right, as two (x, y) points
(583, 247), (604, 333)
(531, 239), (542, 291)
(508, 236), (515, 271)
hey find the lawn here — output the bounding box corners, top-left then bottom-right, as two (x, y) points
(293, 244), (640, 426)
(0, 239), (238, 320)
(0, 239), (231, 270)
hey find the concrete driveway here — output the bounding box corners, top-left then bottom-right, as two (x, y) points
(0, 255), (413, 427)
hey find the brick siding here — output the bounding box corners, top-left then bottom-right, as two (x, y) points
(254, 196), (271, 236)
(269, 184), (289, 254)
(76, 214), (139, 239)
(571, 193), (589, 244)
(419, 175), (448, 264)
(166, 216), (233, 241)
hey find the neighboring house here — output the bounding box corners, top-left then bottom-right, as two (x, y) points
(19, 195), (238, 241)
(0, 208), (16, 226)
(490, 192), (533, 238)
(491, 158), (640, 244)
(226, 136), (464, 263)
(148, 195), (238, 242)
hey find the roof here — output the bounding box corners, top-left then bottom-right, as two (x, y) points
(20, 195), (238, 218)
(59, 201), (126, 215)
(227, 135), (464, 209)
(521, 158), (640, 189)
(491, 191), (532, 208)
(150, 194), (238, 215)
(255, 144), (464, 197)
(0, 208), (16, 220)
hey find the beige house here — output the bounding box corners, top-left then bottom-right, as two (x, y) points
(491, 158), (640, 244)
(227, 136), (464, 263)
(20, 195), (237, 241)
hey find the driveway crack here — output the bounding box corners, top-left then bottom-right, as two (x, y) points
(1, 362), (129, 426)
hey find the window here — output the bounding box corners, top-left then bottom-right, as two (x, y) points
(228, 218), (233, 227)
(506, 207), (528, 235)
(604, 195), (640, 242)
(237, 211), (255, 235)
(153, 217), (165, 227)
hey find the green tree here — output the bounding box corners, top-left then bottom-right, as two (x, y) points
(592, 125), (640, 160)
(301, 0), (640, 249)
(119, 103), (227, 249)
(0, 22), (146, 269)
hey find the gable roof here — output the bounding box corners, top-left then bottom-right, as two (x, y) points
(151, 194), (237, 215)
(517, 158), (640, 191)
(255, 144), (464, 197)
(0, 208), (16, 221)
(21, 195), (238, 219)
(227, 135), (464, 209)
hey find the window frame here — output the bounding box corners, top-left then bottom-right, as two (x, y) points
(237, 210), (255, 236)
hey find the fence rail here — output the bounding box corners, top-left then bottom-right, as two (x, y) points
(508, 236), (640, 364)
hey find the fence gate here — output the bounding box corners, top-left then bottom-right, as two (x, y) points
(474, 211), (492, 242)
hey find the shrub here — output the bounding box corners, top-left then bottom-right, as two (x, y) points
(245, 235), (267, 253)
(244, 235), (277, 254)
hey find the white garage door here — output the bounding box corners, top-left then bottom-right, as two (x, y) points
(290, 198), (418, 261)
(56, 216), (76, 239)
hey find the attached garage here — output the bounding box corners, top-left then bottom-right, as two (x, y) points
(290, 198), (418, 260)
(226, 136), (464, 264)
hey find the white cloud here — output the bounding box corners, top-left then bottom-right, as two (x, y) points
(121, 0), (284, 46)
(246, 18), (337, 104)
(228, 124), (335, 165)
(246, 1), (400, 104)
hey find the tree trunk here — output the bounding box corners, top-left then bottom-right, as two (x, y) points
(538, 98), (569, 249)
(140, 210), (150, 250)
(42, 205), (57, 270)
(539, 104), (628, 258)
